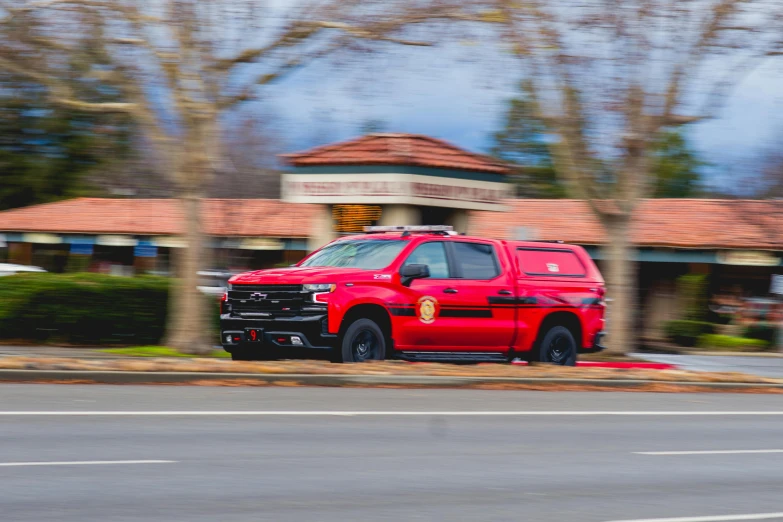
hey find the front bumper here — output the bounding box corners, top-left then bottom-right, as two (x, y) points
(219, 313), (337, 353)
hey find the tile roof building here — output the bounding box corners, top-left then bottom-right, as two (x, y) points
(283, 133), (512, 175)
(469, 199), (783, 250)
(0, 196), (780, 340)
(0, 198), (317, 238)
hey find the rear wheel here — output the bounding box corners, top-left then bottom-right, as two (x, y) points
(535, 326), (577, 366)
(337, 318), (386, 363)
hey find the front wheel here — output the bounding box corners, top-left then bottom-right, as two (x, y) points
(337, 318), (386, 363)
(535, 326), (577, 366)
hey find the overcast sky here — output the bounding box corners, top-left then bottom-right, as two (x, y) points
(254, 24), (783, 193)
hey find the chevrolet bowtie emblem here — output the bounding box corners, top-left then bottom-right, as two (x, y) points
(249, 293), (267, 301)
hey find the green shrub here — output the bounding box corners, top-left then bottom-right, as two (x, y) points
(677, 273), (709, 322)
(696, 334), (770, 351)
(663, 320), (715, 347)
(744, 323), (778, 344)
(0, 273), (221, 345)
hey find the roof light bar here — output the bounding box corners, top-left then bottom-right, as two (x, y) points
(363, 225), (454, 233)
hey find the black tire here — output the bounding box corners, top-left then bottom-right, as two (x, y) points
(535, 326), (577, 366)
(337, 318), (386, 363)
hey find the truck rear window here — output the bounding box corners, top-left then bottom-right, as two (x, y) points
(516, 248), (586, 277)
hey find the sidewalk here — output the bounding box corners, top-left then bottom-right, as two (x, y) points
(0, 346), (128, 359)
(633, 353), (783, 379)
(0, 345), (782, 392)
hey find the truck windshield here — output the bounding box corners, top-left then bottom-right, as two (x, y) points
(299, 240), (407, 269)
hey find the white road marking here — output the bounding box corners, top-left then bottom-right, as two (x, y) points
(0, 460), (175, 467)
(635, 449), (783, 456)
(604, 513), (783, 522)
(0, 410), (782, 416)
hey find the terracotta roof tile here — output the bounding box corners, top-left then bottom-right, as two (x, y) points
(282, 133), (511, 175)
(0, 198), (317, 238)
(469, 199), (783, 250)
(2, 198), (781, 250)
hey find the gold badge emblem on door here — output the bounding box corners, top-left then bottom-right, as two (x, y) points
(417, 296), (438, 324)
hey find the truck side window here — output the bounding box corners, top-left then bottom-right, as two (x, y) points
(403, 242), (450, 279)
(453, 242), (500, 280)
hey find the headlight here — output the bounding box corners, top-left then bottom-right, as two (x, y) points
(304, 283), (336, 293)
(227, 283), (233, 290)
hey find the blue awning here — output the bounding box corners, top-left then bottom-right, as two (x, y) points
(134, 240), (158, 258)
(63, 235), (96, 245)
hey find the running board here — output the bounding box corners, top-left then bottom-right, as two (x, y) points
(396, 351), (508, 363)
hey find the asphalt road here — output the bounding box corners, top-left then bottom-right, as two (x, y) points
(2, 385), (783, 522)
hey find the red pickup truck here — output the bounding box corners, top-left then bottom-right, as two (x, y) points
(221, 226), (606, 364)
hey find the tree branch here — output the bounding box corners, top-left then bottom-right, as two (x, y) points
(213, 5), (494, 73)
(660, 0), (749, 131)
(218, 38), (345, 109)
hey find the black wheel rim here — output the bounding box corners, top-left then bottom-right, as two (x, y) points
(546, 334), (572, 364)
(351, 329), (379, 362)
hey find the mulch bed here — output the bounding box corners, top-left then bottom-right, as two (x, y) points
(1, 356), (780, 385)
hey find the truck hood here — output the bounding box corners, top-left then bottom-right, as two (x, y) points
(229, 266), (378, 285)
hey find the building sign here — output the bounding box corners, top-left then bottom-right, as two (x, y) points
(152, 236), (187, 249)
(96, 235), (137, 247)
(282, 173), (512, 212)
(332, 205), (382, 233)
(239, 238), (284, 251)
(23, 233), (62, 244)
(717, 250), (781, 267)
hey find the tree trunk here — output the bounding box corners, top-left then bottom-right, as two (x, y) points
(602, 214), (637, 355)
(164, 194), (211, 354)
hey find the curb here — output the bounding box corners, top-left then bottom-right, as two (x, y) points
(0, 370), (782, 390)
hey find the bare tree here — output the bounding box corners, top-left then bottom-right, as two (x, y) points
(211, 110), (284, 199)
(757, 134), (783, 198)
(494, 0), (783, 354)
(0, 0), (495, 353)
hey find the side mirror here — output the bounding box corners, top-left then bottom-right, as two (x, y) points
(400, 264), (430, 287)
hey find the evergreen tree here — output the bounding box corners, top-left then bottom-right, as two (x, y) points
(650, 130), (705, 198)
(0, 67), (131, 210)
(490, 86), (566, 198)
(491, 85), (705, 199)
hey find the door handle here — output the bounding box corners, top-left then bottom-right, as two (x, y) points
(497, 290), (512, 295)
(443, 288), (458, 294)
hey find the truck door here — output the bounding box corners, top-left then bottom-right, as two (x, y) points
(394, 240), (516, 351)
(440, 240), (517, 350)
(394, 240), (461, 349)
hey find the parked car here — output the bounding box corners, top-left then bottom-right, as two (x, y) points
(198, 270), (232, 297)
(0, 263), (47, 277)
(220, 225), (606, 364)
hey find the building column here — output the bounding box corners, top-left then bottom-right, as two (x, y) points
(445, 209), (469, 234)
(308, 204), (337, 252)
(379, 205), (421, 227)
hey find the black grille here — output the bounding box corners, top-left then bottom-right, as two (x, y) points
(228, 284), (310, 316)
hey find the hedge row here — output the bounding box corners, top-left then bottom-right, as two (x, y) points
(696, 334), (770, 351)
(663, 320), (715, 347)
(0, 273), (220, 345)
